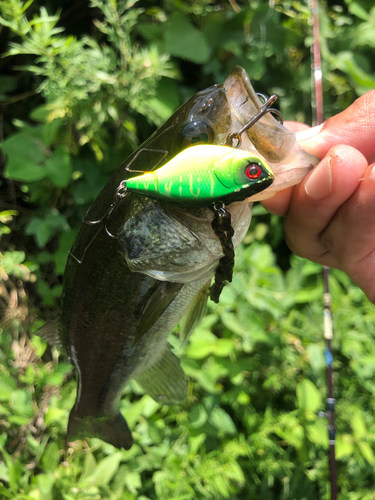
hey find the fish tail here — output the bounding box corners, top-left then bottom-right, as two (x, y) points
(67, 410), (133, 450)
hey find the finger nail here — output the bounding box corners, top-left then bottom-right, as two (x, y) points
(296, 123), (324, 142)
(371, 165), (375, 181)
(305, 155), (332, 200)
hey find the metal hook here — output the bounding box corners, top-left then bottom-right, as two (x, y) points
(68, 181), (128, 264)
(83, 180), (128, 227)
(256, 92), (268, 104)
(226, 94), (284, 148)
(211, 201), (226, 214)
(81, 180), (128, 240)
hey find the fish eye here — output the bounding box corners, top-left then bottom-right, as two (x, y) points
(179, 120), (214, 148)
(245, 162), (263, 180)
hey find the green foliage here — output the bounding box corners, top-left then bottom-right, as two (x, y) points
(1, 0), (375, 498)
(2, 243), (375, 498)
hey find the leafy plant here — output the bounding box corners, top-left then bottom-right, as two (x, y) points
(1, 0), (375, 498)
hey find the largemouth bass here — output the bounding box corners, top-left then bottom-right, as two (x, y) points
(37, 66), (317, 449)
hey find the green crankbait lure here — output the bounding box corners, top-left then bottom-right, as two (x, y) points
(125, 144), (274, 206)
(123, 144), (274, 308)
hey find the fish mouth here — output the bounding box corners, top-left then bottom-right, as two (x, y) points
(223, 66), (318, 201)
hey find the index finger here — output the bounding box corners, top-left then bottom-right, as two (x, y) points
(284, 144), (368, 263)
(297, 91), (375, 164)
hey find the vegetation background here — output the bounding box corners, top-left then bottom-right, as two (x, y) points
(1, 0), (375, 498)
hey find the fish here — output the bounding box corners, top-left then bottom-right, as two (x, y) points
(125, 145), (274, 206)
(36, 66), (317, 450)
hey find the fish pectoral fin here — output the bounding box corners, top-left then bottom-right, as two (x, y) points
(34, 317), (64, 349)
(135, 344), (188, 405)
(132, 281), (184, 346)
(67, 411), (133, 450)
(180, 280), (210, 346)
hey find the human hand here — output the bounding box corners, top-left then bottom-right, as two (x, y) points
(262, 91), (375, 303)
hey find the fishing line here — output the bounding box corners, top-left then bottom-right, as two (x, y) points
(249, 0), (275, 79)
(310, 1), (337, 498)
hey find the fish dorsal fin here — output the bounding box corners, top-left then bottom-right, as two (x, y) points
(180, 280), (210, 346)
(35, 318), (64, 349)
(132, 281), (184, 346)
(135, 343), (188, 405)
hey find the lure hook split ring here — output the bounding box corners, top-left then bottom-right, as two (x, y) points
(226, 94), (284, 149)
(212, 201), (227, 214)
(116, 180), (128, 199)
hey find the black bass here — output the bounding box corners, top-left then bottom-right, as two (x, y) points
(37, 66), (317, 449)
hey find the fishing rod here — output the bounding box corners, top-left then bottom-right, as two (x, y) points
(311, 1), (337, 498)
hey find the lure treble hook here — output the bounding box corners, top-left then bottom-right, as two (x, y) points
(83, 180), (128, 238)
(226, 94), (283, 148)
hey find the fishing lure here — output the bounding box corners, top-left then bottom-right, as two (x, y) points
(123, 144), (274, 317)
(124, 144), (274, 206)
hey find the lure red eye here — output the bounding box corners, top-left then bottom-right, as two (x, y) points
(245, 163), (262, 179)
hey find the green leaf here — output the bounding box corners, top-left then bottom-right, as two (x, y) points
(43, 118), (63, 146)
(357, 441), (374, 465)
(44, 407), (66, 426)
(334, 51), (375, 93)
(34, 473), (56, 496)
(30, 335), (47, 358)
(0, 442), (20, 493)
(164, 13), (210, 64)
(142, 78), (180, 124)
(80, 452), (97, 480)
(213, 338), (235, 357)
(306, 419), (328, 447)
(189, 404), (207, 429)
(336, 435), (354, 460)
(41, 442), (60, 473)
(1, 132), (49, 182)
(0, 462), (9, 482)
(85, 452), (123, 486)
(208, 406), (236, 434)
(25, 210), (70, 248)
(351, 412), (366, 439)
(8, 415), (30, 425)
(4, 157), (47, 182)
(348, 2), (369, 21)
(0, 132), (47, 163)
(184, 340), (213, 359)
(54, 230), (78, 275)
(0, 373), (17, 401)
(34, 220), (53, 248)
(45, 145), (72, 187)
(124, 471), (142, 493)
(29, 105), (54, 122)
(10, 389), (34, 417)
(148, 420), (162, 443)
(0, 485), (13, 498)
(307, 344), (325, 372)
(296, 379), (321, 414)
(189, 433), (206, 456)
